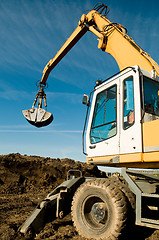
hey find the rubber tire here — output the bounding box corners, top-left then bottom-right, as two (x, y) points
(110, 176), (136, 211)
(71, 178), (128, 240)
(109, 176), (136, 232)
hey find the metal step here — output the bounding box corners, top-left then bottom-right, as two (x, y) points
(140, 218), (159, 229)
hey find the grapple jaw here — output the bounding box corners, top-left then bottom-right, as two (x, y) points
(23, 108), (53, 128)
(23, 85), (53, 127)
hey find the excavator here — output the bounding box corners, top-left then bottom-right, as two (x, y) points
(20, 3), (159, 239)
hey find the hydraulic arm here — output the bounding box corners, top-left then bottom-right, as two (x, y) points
(23, 3), (159, 127)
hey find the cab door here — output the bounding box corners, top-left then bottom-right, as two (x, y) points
(86, 78), (120, 159)
(119, 69), (142, 156)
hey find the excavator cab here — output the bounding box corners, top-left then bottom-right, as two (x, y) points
(85, 66), (159, 168)
(22, 85), (53, 128)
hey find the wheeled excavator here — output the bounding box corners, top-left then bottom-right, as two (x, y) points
(20, 3), (159, 239)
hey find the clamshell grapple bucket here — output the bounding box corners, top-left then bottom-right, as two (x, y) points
(23, 86), (53, 127)
(22, 108), (53, 128)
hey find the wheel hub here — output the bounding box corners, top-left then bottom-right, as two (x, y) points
(91, 202), (105, 222)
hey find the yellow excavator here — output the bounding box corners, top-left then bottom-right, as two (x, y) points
(20, 3), (159, 239)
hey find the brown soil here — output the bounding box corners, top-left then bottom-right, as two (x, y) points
(0, 153), (158, 240)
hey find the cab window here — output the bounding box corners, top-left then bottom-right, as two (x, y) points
(141, 76), (159, 116)
(123, 76), (135, 129)
(90, 85), (117, 144)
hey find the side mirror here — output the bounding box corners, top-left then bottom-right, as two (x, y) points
(82, 94), (89, 106)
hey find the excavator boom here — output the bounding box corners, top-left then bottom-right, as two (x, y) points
(23, 3), (159, 127)
(40, 8), (159, 86)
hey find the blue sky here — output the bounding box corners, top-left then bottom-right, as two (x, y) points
(0, 0), (159, 161)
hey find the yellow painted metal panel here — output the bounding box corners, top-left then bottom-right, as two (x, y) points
(87, 153), (142, 164)
(120, 153), (143, 163)
(87, 153), (159, 168)
(143, 152), (159, 162)
(143, 119), (159, 148)
(87, 155), (118, 163)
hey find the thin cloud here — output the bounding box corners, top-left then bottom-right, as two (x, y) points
(0, 0), (113, 83)
(47, 91), (82, 104)
(1, 0), (158, 76)
(0, 82), (82, 103)
(0, 89), (31, 100)
(0, 129), (82, 133)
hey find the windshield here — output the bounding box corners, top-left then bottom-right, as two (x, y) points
(142, 76), (159, 116)
(90, 85), (117, 144)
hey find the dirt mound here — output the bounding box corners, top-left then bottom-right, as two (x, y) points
(0, 153), (158, 240)
(0, 153), (104, 240)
